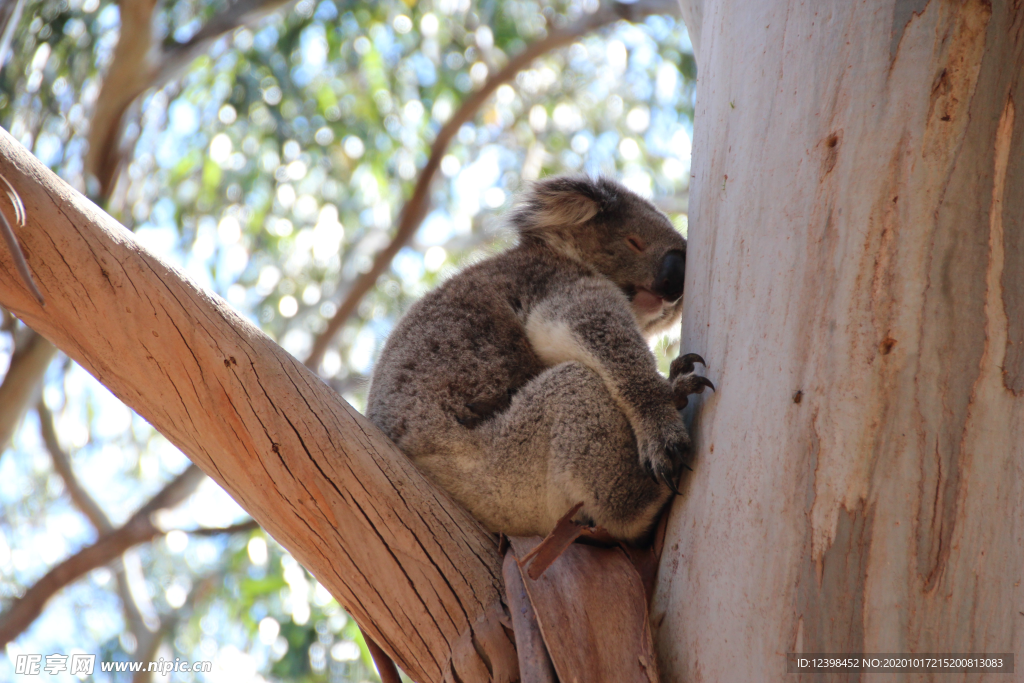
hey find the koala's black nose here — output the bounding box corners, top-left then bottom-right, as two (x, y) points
(653, 250), (686, 302)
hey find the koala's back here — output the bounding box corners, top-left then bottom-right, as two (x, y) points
(367, 245), (587, 458)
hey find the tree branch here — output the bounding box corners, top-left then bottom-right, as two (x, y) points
(0, 515), (159, 647)
(85, 0), (160, 197)
(131, 615), (177, 683)
(365, 634), (403, 683)
(135, 464), (206, 516)
(0, 329), (55, 454)
(0, 463), (214, 647)
(303, 0), (681, 370)
(38, 399), (113, 532)
(0, 127), (514, 683)
(86, 0), (294, 196)
(39, 398), (162, 643)
(152, 0), (293, 85)
(187, 520), (259, 536)
(0, 0), (27, 73)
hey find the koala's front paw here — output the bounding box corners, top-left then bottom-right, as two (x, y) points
(669, 352), (715, 410)
(638, 417), (692, 496)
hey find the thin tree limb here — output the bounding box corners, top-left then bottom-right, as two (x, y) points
(0, 464), (205, 647)
(38, 399), (113, 533)
(188, 520), (259, 536)
(85, 0), (160, 196)
(365, 633), (403, 683)
(0, 329), (55, 453)
(131, 615), (178, 683)
(134, 464), (206, 517)
(39, 398), (157, 639)
(129, 569), (221, 683)
(152, 0), (293, 85)
(0, 0), (27, 73)
(0, 515), (159, 648)
(112, 558), (152, 647)
(304, 0), (681, 370)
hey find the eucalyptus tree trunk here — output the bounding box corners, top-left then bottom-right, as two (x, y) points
(658, 0), (1023, 679)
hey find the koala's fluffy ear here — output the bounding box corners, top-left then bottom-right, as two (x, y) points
(510, 176), (618, 237)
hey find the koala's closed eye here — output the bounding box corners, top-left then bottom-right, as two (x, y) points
(626, 236), (646, 252)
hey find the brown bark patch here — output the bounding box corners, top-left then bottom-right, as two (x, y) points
(1000, 96), (1024, 394)
(922, 0), (991, 145)
(863, 141), (905, 343)
(821, 130), (842, 176)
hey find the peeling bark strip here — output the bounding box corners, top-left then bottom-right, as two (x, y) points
(660, 0), (1024, 679)
(516, 502), (585, 580)
(0, 129), (515, 683)
(502, 552), (556, 683)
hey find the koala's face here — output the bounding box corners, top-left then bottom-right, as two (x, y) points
(588, 189), (687, 337)
(511, 176), (688, 337)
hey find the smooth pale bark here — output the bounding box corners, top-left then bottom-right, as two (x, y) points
(659, 0), (1023, 679)
(0, 330), (54, 452)
(0, 129), (516, 683)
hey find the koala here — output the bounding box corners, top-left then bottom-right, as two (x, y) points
(367, 176), (712, 543)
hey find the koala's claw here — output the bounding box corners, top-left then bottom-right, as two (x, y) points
(643, 436), (691, 495)
(682, 352), (707, 365)
(650, 459), (680, 495)
(670, 352), (707, 381)
(672, 373), (716, 410)
(694, 376), (716, 392)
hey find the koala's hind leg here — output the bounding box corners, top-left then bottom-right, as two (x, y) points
(479, 361), (673, 543)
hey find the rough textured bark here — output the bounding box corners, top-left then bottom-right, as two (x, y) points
(657, 0), (1023, 679)
(0, 129), (515, 683)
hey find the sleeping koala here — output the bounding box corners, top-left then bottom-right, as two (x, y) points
(367, 176), (712, 543)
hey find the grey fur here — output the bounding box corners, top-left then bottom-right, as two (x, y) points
(367, 176), (708, 543)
